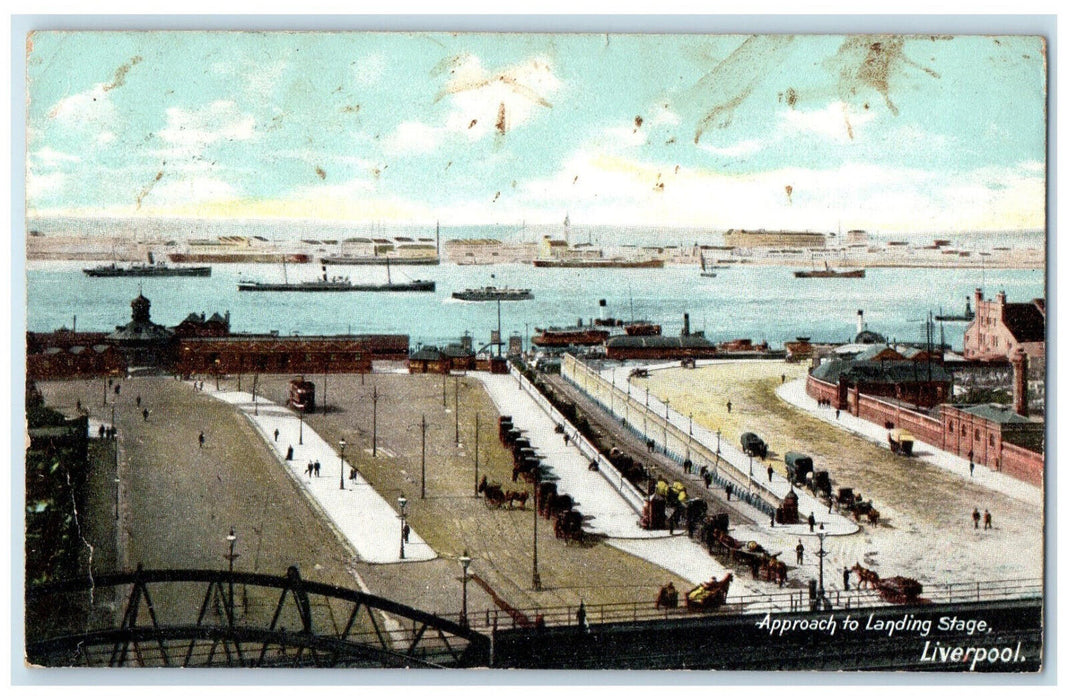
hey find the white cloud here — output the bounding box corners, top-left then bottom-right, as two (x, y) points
(95, 131), (116, 146)
(146, 176), (237, 206)
(46, 83), (115, 125)
(353, 53), (385, 86)
(26, 170), (65, 200)
(601, 126), (648, 149)
(649, 104), (680, 127)
(385, 121), (445, 155)
(696, 139), (765, 158)
(439, 54), (560, 140)
(156, 100), (257, 159)
(32, 146), (80, 166)
(781, 101), (875, 142)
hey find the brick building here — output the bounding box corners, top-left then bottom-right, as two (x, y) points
(963, 288), (1045, 361)
(176, 335), (372, 376)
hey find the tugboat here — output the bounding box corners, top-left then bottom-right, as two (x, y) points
(935, 298), (975, 322)
(452, 286), (533, 301)
(793, 261), (866, 278)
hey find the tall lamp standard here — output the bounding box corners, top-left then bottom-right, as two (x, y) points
(398, 495), (408, 559)
(299, 406), (305, 445)
(532, 470), (542, 591)
(459, 550), (472, 628)
(224, 527), (239, 626)
(814, 524), (831, 611)
(339, 439), (347, 490)
(371, 385), (380, 457)
(663, 398), (670, 455)
(474, 412), (480, 498)
(214, 358), (221, 391)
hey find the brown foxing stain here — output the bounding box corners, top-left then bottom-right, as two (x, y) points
(496, 102), (507, 135)
(340, 104), (360, 114)
(468, 119), (478, 129)
(784, 184), (793, 205)
(779, 87), (798, 108)
(135, 170), (164, 209)
(692, 35), (796, 144)
(665, 136), (676, 145)
(492, 191), (501, 202)
(103, 55), (143, 92)
(633, 115), (643, 132)
(433, 55), (554, 109)
(674, 165), (680, 175)
(315, 166), (326, 180)
(832, 36), (940, 120)
(572, 175), (579, 184)
(654, 173), (664, 192)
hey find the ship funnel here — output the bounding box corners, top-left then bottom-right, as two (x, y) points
(682, 313), (690, 337)
(857, 309), (865, 335)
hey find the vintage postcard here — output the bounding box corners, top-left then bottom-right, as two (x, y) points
(21, 28), (1047, 672)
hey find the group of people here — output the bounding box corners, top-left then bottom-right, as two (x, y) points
(305, 460), (322, 477)
(655, 582), (679, 609)
(972, 507), (993, 530)
(191, 381), (208, 392)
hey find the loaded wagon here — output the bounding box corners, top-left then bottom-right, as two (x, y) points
(809, 470), (832, 498)
(888, 429), (915, 456)
(740, 432), (768, 459)
(784, 452), (814, 485)
(685, 573), (732, 611)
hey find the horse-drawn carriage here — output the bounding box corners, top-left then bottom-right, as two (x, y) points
(851, 564), (922, 603)
(741, 432), (768, 459)
(785, 452), (814, 485)
(807, 470), (832, 498)
(685, 573), (733, 611)
(888, 429), (915, 457)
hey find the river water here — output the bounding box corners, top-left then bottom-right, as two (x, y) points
(26, 259), (1045, 351)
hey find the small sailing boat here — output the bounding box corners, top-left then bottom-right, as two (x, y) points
(700, 252), (717, 278)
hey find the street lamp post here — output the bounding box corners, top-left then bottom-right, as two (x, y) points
(224, 527), (239, 626)
(532, 469), (542, 591)
(814, 525), (831, 611)
(420, 415), (428, 499)
(214, 359), (220, 391)
(663, 399), (670, 455)
(252, 373), (259, 416)
(474, 412), (480, 498)
(299, 406), (305, 445)
(454, 376), (460, 446)
(339, 439), (347, 490)
(459, 550), (472, 628)
(398, 495), (408, 559)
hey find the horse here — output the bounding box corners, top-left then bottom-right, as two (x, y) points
(866, 508), (880, 526)
(478, 475), (507, 508)
(851, 563), (880, 589)
(505, 490), (529, 510)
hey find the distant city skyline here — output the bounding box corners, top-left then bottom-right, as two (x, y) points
(26, 32), (1047, 234)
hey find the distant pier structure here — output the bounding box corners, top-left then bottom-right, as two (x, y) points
(723, 229), (826, 249)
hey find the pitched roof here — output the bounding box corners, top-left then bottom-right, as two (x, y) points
(409, 345), (443, 361)
(605, 335), (715, 349)
(812, 359), (952, 384)
(1002, 302), (1045, 343)
(956, 403), (1032, 424)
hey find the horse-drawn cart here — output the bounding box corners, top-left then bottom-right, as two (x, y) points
(685, 573), (733, 611)
(888, 429), (915, 457)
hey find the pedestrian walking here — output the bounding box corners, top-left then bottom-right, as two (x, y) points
(142, 408), (149, 422)
(835, 408), (841, 420)
(274, 428), (280, 442)
(563, 433), (570, 446)
(767, 466), (774, 483)
(306, 462), (313, 476)
(402, 523), (410, 542)
(115, 384), (121, 396)
(781, 373), (786, 385)
(984, 509), (992, 530)
(286, 445), (294, 460)
(808, 512), (815, 532)
(828, 495), (835, 514)
(770, 514), (775, 528)
(314, 461), (321, 477)
(972, 508), (981, 529)
(576, 601), (588, 631)
(198, 431), (205, 449)
(725, 483), (733, 501)
(703, 471), (712, 489)
(843, 566), (851, 591)
(350, 465), (358, 481)
(969, 460), (975, 477)
(796, 540), (804, 565)
(726, 400), (732, 414)
(136, 395), (141, 407)
(98, 424), (106, 439)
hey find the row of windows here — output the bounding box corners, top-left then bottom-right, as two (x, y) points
(947, 420), (997, 446)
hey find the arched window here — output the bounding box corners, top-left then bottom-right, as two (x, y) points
(989, 434), (995, 446)
(975, 429), (980, 440)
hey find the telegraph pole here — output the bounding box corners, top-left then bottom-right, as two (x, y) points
(474, 412), (480, 498)
(454, 376), (460, 446)
(420, 414), (428, 499)
(372, 385), (379, 457)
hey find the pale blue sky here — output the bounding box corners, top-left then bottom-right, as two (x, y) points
(26, 31), (1047, 232)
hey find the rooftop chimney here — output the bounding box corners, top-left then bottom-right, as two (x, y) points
(1011, 348), (1029, 417)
